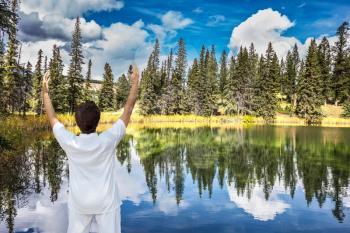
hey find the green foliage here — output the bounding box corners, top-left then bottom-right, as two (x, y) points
(296, 39), (323, 125)
(98, 63), (115, 111)
(333, 22), (350, 104)
(341, 101), (350, 118)
(255, 43), (280, 123)
(115, 74), (130, 110)
(49, 45), (68, 112)
(83, 59), (93, 102)
(33, 49), (43, 115)
(67, 17), (84, 113)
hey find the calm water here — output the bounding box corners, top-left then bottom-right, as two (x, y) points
(0, 125), (350, 233)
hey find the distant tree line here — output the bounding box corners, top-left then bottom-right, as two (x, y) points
(0, 0), (130, 116)
(1, 0), (350, 125)
(139, 22), (350, 124)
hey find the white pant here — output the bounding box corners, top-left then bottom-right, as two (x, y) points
(67, 207), (121, 233)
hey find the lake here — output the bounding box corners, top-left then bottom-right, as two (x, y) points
(0, 125), (350, 233)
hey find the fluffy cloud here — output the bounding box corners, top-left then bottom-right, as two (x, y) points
(147, 11), (192, 46)
(207, 15), (226, 27)
(19, 12), (103, 43)
(87, 20), (152, 78)
(161, 11), (193, 30)
(227, 182), (290, 221)
(20, 0), (124, 18)
(228, 8), (300, 58)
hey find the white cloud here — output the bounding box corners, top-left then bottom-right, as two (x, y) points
(19, 13), (103, 42)
(20, 0), (124, 18)
(193, 7), (203, 14)
(87, 20), (152, 78)
(161, 11), (193, 30)
(227, 182), (290, 221)
(207, 15), (226, 27)
(228, 8), (300, 58)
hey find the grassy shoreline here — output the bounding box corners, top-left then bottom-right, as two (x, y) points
(3, 112), (350, 132)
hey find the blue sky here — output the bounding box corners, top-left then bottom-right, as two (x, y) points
(19, 0), (350, 78)
(84, 0), (350, 54)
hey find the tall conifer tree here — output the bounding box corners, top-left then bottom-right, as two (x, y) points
(49, 45), (68, 112)
(33, 49), (43, 115)
(296, 39), (323, 124)
(98, 63), (115, 111)
(318, 37), (332, 104)
(333, 22), (349, 105)
(67, 16), (84, 113)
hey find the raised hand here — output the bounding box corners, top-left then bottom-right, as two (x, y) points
(42, 71), (50, 93)
(129, 64), (139, 86)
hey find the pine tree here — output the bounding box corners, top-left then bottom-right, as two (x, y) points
(187, 58), (200, 113)
(296, 39), (323, 124)
(0, 35), (5, 113)
(115, 73), (130, 109)
(333, 22), (349, 105)
(33, 49), (43, 115)
(318, 37), (332, 104)
(0, 0), (16, 36)
(83, 59), (93, 101)
(168, 38), (187, 114)
(140, 40), (160, 115)
(44, 55), (48, 73)
(3, 0), (19, 113)
(49, 45), (68, 112)
(255, 42), (280, 122)
(98, 63), (115, 111)
(224, 55), (236, 114)
(284, 44), (300, 110)
(247, 43), (259, 113)
(21, 62), (33, 116)
(67, 16), (84, 113)
(219, 50), (228, 104)
(230, 46), (252, 115)
(206, 45), (219, 115)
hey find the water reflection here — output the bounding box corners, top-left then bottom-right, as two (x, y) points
(0, 126), (350, 232)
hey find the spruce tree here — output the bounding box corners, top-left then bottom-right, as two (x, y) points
(140, 40), (160, 115)
(0, 35), (5, 113)
(84, 59), (93, 101)
(318, 37), (332, 104)
(284, 44), (299, 110)
(296, 39), (323, 124)
(49, 45), (68, 112)
(0, 0), (16, 35)
(98, 63), (115, 111)
(67, 16), (84, 113)
(333, 22), (349, 105)
(247, 43), (259, 113)
(3, 0), (19, 113)
(116, 73), (130, 109)
(187, 58), (200, 113)
(21, 62), (33, 116)
(224, 55), (236, 114)
(255, 42), (279, 122)
(219, 50), (228, 104)
(206, 45), (219, 115)
(33, 49), (43, 115)
(168, 38), (187, 114)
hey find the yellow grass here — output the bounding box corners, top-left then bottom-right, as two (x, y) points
(3, 104), (350, 131)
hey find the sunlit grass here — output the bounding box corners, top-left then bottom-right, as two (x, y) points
(3, 105), (350, 132)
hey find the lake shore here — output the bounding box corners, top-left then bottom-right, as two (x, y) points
(4, 112), (350, 131)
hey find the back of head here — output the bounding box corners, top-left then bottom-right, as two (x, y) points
(75, 101), (101, 134)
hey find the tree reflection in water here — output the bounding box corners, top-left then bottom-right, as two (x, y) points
(0, 125), (350, 232)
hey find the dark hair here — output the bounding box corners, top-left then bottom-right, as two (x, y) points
(75, 101), (101, 134)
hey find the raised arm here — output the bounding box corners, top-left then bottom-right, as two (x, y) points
(120, 64), (139, 127)
(42, 71), (59, 128)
